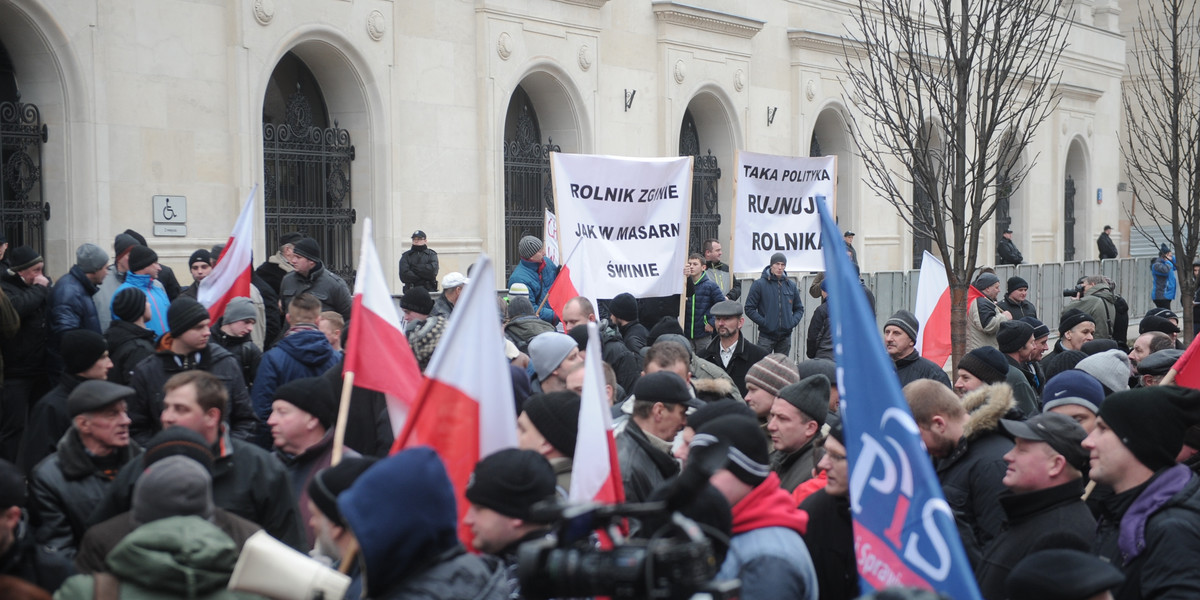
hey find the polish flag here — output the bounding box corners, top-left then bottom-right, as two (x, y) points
(344, 219), (423, 426)
(914, 251), (983, 369)
(391, 254), (518, 546)
(569, 321), (625, 505)
(1170, 335), (1200, 389)
(198, 186), (256, 321)
(546, 264), (580, 320)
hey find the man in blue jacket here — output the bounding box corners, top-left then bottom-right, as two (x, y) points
(252, 293), (341, 428)
(744, 253), (805, 355)
(507, 236), (558, 323)
(684, 254), (726, 351)
(1151, 243), (1177, 310)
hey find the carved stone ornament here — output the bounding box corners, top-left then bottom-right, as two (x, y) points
(674, 60), (687, 84)
(578, 45), (593, 71)
(254, 0), (275, 25)
(1061, 121), (1068, 135)
(734, 69), (745, 92)
(498, 32), (513, 60)
(367, 10), (386, 41)
(1087, 122), (1094, 138)
(806, 79), (816, 101)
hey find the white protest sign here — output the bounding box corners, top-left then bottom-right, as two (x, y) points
(732, 151), (837, 274)
(551, 152), (692, 302)
(544, 209), (560, 264)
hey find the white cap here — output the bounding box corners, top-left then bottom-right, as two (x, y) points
(442, 272), (469, 289)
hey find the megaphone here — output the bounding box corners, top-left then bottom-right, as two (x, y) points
(228, 530), (351, 600)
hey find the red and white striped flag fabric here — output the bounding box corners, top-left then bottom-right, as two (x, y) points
(198, 186), (256, 321)
(569, 321), (625, 504)
(344, 219), (423, 426)
(545, 264), (580, 320)
(914, 250), (952, 368)
(391, 254), (518, 545)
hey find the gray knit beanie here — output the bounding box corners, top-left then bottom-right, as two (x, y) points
(132, 455), (215, 525)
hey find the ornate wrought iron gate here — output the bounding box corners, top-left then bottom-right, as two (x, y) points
(1, 99), (48, 255)
(1064, 175), (1076, 261)
(680, 111), (720, 253)
(263, 87), (356, 282)
(503, 95), (558, 278)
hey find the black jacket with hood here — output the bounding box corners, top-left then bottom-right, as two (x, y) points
(126, 344), (257, 445)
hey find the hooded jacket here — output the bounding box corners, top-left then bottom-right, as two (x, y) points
(112, 272), (170, 339)
(1151, 255), (1178, 301)
(507, 257), (559, 323)
(280, 261), (352, 322)
(744, 266), (804, 339)
(935, 384), (1016, 559)
(717, 472), (818, 600)
(338, 448), (509, 600)
(967, 293), (1009, 352)
(0, 269), (51, 378)
(55, 516), (262, 600)
(210, 323), (262, 390)
(50, 264), (103, 336)
(127, 344), (258, 445)
(684, 271), (725, 339)
(104, 320), (157, 385)
(251, 326), (341, 420)
(503, 315), (554, 353)
(1069, 282), (1118, 340)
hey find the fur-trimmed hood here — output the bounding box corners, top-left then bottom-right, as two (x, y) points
(692, 376), (737, 402)
(960, 383), (1016, 439)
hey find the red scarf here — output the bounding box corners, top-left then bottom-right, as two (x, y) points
(731, 473), (809, 536)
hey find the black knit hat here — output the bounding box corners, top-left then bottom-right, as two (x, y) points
(188, 249), (212, 267)
(143, 427), (215, 474)
(308, 456), (378, 527)
(1058, 308), (1095, 335)
(1139, 315), (1180, 335)
(112, 286), (147, 322)
(997, 320), (1035, 354)
(776, 374), (830, 426)
(8, 246), (42, 272)
(127, 245), (158, 273)
(647, 316), (684, 345)
(465, 448), (557, 521)
(292, 237), (321, 262)
(828, 421), (845, 444)
(609, 292), (639, 322)
(1020, 316), (1050, 340)
(278, 232), (303, 248)
(1080, 338), (1119, 356)
(273, 376), (336, 430)
(114, 233), (139, 257)
(957, 346), (1008, 384)
(62, 329), (108, 374)
(973, 272), (1000, 290)
(688, 399), (756, 434)
(521, 391), (580, 458)
(1042, 350), (1088, 381)
(167, 296), (211, 337)
(770, 252), (787, 266)
(400, 287), (434, 315)
(691, 415), (771, 487)
(1098, 387), (1200, 471)
(1007, 276), (1029, 293)
(884, 309), (919, 343)
(123, 229), (147, 246)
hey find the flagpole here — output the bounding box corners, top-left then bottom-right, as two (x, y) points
(331, 371), (355, 465)
(534, 235), (584, 317)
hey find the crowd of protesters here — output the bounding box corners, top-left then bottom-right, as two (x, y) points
(2, 227), (1200, 600)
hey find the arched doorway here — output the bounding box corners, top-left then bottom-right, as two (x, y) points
(1064, 140), (1088, 262)
(680, 109), (721, 254)
(262, 51), (355, 280)
(810, 106), (855, 237)
(911, 122), (945, 269)
(502, 85), (558, 278)
(0, 38), (47, 255)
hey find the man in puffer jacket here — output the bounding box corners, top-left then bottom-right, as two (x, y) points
(48, 243), (109, 353)
(506, 236), (558, 324)
(251, 293), (340, 425)
(111, 245), (170, 339)
(1151, 244), (1178, 310)
(744, 253), (804, 355)
(338, 447), (509, 600)
(683, 254), (725, 350)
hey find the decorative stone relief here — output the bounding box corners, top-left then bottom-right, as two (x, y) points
(1087, 122), (1094, 138)
(367, 11), (386, 41)
(253, 0), (274, 25)
(578, 45), (593, 71)
(674, 60), (687, 84)
(806, 80), (816, 101)
(734, 69), (745, 92)
(497, 32), (513, 60)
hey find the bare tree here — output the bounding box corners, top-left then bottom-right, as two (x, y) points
(841, 0), (1070, 364)
(1123, 0), (1200, 341)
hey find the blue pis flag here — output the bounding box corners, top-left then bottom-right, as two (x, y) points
(816, 200), (982, 599)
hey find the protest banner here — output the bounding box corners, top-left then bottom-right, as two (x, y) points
(732, 151), (837, 274)
(549, 152), (692, 308)
(544, 209), (560, 264)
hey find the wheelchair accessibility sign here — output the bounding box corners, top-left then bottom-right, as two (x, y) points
(152, 195), (187, 236)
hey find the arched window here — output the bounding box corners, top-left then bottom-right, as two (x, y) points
(679, 110), (720, 253)
(0, 39), (47, 255)
(262, 52), (355, 280)
(502, 85), (558, 278)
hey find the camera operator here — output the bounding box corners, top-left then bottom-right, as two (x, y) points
(464, 449), (558, 600)
(690, 415), (817, 600)
(1063, 275), (1118, 340)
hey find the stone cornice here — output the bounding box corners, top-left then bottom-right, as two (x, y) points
(1056, 82), (1105, 103)
(550, 0), (609, 8)
(651, 1), (764, 40)
(788, 28), (864, 57)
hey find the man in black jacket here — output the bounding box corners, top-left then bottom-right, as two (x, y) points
(699, 300), (768, 397)
(996, 228), (1023, 265)
(0, 458), (71, 591)
(974, 413), (1095, 599)
(996, 276), (1037, 320)
(616, 372), (699, 502)
(398, 230), (439, 293)
(607, 292), (649, 354)
(0, 246), (52, 462)
(1098, 225), (1119, 259)
(800, 423), (857, 600)
(884, 309), (952, 388)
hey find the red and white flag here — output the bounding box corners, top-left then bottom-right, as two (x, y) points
(344, 219), (424, 431)
(569, 321), (625, 504)
(914, 251), (953, 368)
(546, 264), (580, 320)
(391, 254), (518, 545)
(1170, 337), (1200, 389)
(198, 186), (256, 321)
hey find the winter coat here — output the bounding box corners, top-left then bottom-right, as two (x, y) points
(398, 245), (439, 293)
(894, 349), (952, 389)
(690, 354), (744, 403)
(1099, 232), (1119, 259)
(0, 270), (50, 379)
(806, 301), (834, 360)
(29, 429), (142, 557)
(252, 273), (283, 349)
(717, 473), (818, 600)
(55, 516), (265, 600)
(279, 261), (352, 322)
(1092, 464), (1200, 600)
(772, 438), (818, 493)
(251, 327), (341, 420)
(615, 420), (680, 503)
(1152, 255), (1178, 301)
(210, 324), (262, 390)
(506, 258), (559, 323)
(503, 316), (554, 354)
(744, 266), (805, 339)
(92, 265), (126, 332)
(975, 479), (1095, 600)
(1068, 282), (1118, 340)
(0, 286), (18, 384)
(705, 260), (741, 300)
(996, 238), (1023, 265)
(322, 359), (394, 457)
(50, 265), (102, 336)
(74, 508), (261, 575)
(127, 344), (258, 445)
(16, 375), (84, 475)
(429, 294), (455, 319)
(967, 295), (1009, 352)
(104, 320), (156, 385)
(0, 515), (72, 592)
(935, 384), (1016, 559)
(594, 321), (643, 393)
(112, 272), (169, 339)
(617, 319), (650, 354)
(275, 430), (359, 548)
(698, 333), (769, 397)
(88, 427), (307, 551)
(1004, 356), (1040, 417)
(799, 490), (857, 600)
(683, 272), (726, 339)
(255, 252), (294, 295)
(996, 295), (1037, 321)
